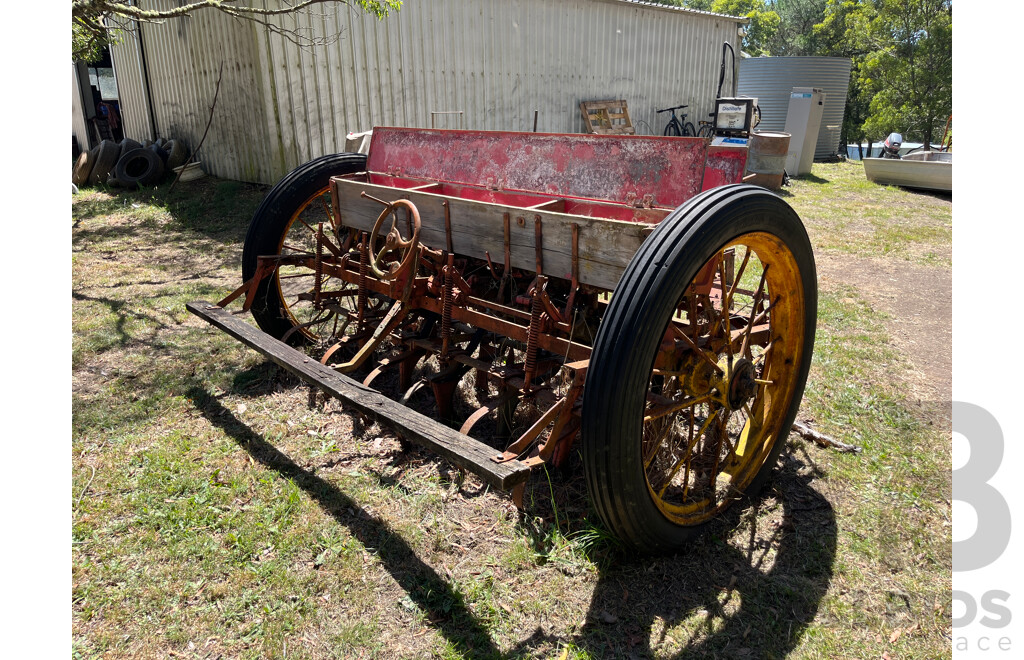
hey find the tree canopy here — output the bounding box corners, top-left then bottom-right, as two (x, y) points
(656, 0), (952, 146)
(72, 0), (402, 62)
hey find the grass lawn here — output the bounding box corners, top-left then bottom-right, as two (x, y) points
(72, 160), (952, 659)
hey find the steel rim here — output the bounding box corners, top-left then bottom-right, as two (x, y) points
(273, 187), (364, 345)
(642, 231), (805, 526)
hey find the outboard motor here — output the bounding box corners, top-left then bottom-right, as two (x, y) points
(881, 132), (903, 159)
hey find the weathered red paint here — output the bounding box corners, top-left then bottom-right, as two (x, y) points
(366, 128), (746, 213)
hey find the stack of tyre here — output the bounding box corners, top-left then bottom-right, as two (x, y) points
(72, 137), (191, 189)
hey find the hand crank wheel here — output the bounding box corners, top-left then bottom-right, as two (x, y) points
(582, 184), (817, 553)
(367, 198), (421, 280)
(242, 153), (370, 346)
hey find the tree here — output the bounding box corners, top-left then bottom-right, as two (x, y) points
(857, 0), (951, 147)
(651, 0), (780, 56)
(813, 0), (951, 147)
(711, 0), (780, 56)
(72, 0), (402, 62)
(766, 0), (829, 55)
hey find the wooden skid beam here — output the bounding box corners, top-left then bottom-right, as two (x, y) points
(187, 301), (532, 491)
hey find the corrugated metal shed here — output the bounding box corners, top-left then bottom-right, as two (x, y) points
(109, 0), (745, 184)
(72, 63), (90, 153)
(738, 56), (852, 159)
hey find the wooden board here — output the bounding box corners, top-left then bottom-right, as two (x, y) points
(187, 301), (533, 491)
(332, 177), (650, 291)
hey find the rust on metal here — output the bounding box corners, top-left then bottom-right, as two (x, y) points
(199, 127), (751, 500)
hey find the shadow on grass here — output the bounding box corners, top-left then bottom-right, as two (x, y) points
(72, 178), (266, 247)
(793, 172), (830, 185)
(189, 373), (835, 659)
(573, 454), (835, 658)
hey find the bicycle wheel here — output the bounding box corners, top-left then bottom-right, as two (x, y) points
(683, 122), (696, 137)
(664, 120), (682, 137)
(697, 124), (715, 139)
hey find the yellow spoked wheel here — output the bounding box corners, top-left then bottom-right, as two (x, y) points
(582, 185), (816, 553)
(643, 232), (806, 526)
(242, 153), (373, 348)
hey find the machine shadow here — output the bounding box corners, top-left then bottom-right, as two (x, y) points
(191, 374), (834, 659)
(186, 385), (508, 658)
(572, 452), (837, 658)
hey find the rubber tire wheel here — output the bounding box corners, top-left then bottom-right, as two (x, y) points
(165, 139), (189, 170)
(149, 142), (169, 165)
(89, 140), (120, 186)
(119, 138), (142, 161)
(697, 124), (715, 139)
(72, 148), (96, 187)
(114, 148), (166, 187)
(581, 184), (817, 554)
(663, 121), (681, 137)
(242, 152), (368, 344)
(683, 122), (696, 137)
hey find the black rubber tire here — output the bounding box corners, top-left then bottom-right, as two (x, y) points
(164, 139), (189, 170)
(663, 121), (681, 137)
(581, 184), (817, 554)
(697, 124), (715, 139)
(118, 138), (142, 161)
(89, 139), (120, 186)
(683, 122), (696, 137)
(149, 142), (169, 165)
(114, 148), (166, 187)
(242, 152), (368, 344)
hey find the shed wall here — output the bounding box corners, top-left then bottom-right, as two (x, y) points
(110, 0), (744, 184)
(72, 64), (91, 152)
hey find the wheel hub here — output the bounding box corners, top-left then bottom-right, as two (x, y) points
(711, 356), (758, 410)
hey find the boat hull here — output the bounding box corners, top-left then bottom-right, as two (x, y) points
(863, 152), (952, 192)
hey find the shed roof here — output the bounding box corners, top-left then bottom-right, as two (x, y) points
(613, 0), (749, 23)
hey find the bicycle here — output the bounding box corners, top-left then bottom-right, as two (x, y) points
(657, 104), (695, 137)
(695, 116), (715, 139)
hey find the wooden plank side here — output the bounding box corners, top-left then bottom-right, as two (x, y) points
(186, 301), (532, 490)
(332, 178), (649, 290)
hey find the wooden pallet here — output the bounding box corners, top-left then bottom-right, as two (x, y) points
(579, 99), (635, 135)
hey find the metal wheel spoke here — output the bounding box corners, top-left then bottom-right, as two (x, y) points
(644, 393), (713, 423)
(657, 408), (718, 499)
(739, 266), (770, 359)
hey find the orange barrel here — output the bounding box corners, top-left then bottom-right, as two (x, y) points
(745, 131), (791, 190)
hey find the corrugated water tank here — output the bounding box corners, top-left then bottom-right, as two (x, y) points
(738, 57), (852, 159)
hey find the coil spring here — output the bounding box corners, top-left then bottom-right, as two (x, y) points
(314, 223), (324, 308)
(524, 287), (542, 389)
(440, 256), (454, 359)
(357, 236), (368, 326)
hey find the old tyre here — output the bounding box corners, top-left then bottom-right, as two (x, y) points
(114, 148), (165, 187)
(72, 148), (96, 187)
(149, 142), (169, 164)
(119, 138), (142, 160)
(164, 139), (189, 170)
(89, 139), (120, 186)
(582, 184), (817, 553)
(242, 153), (369, 346)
